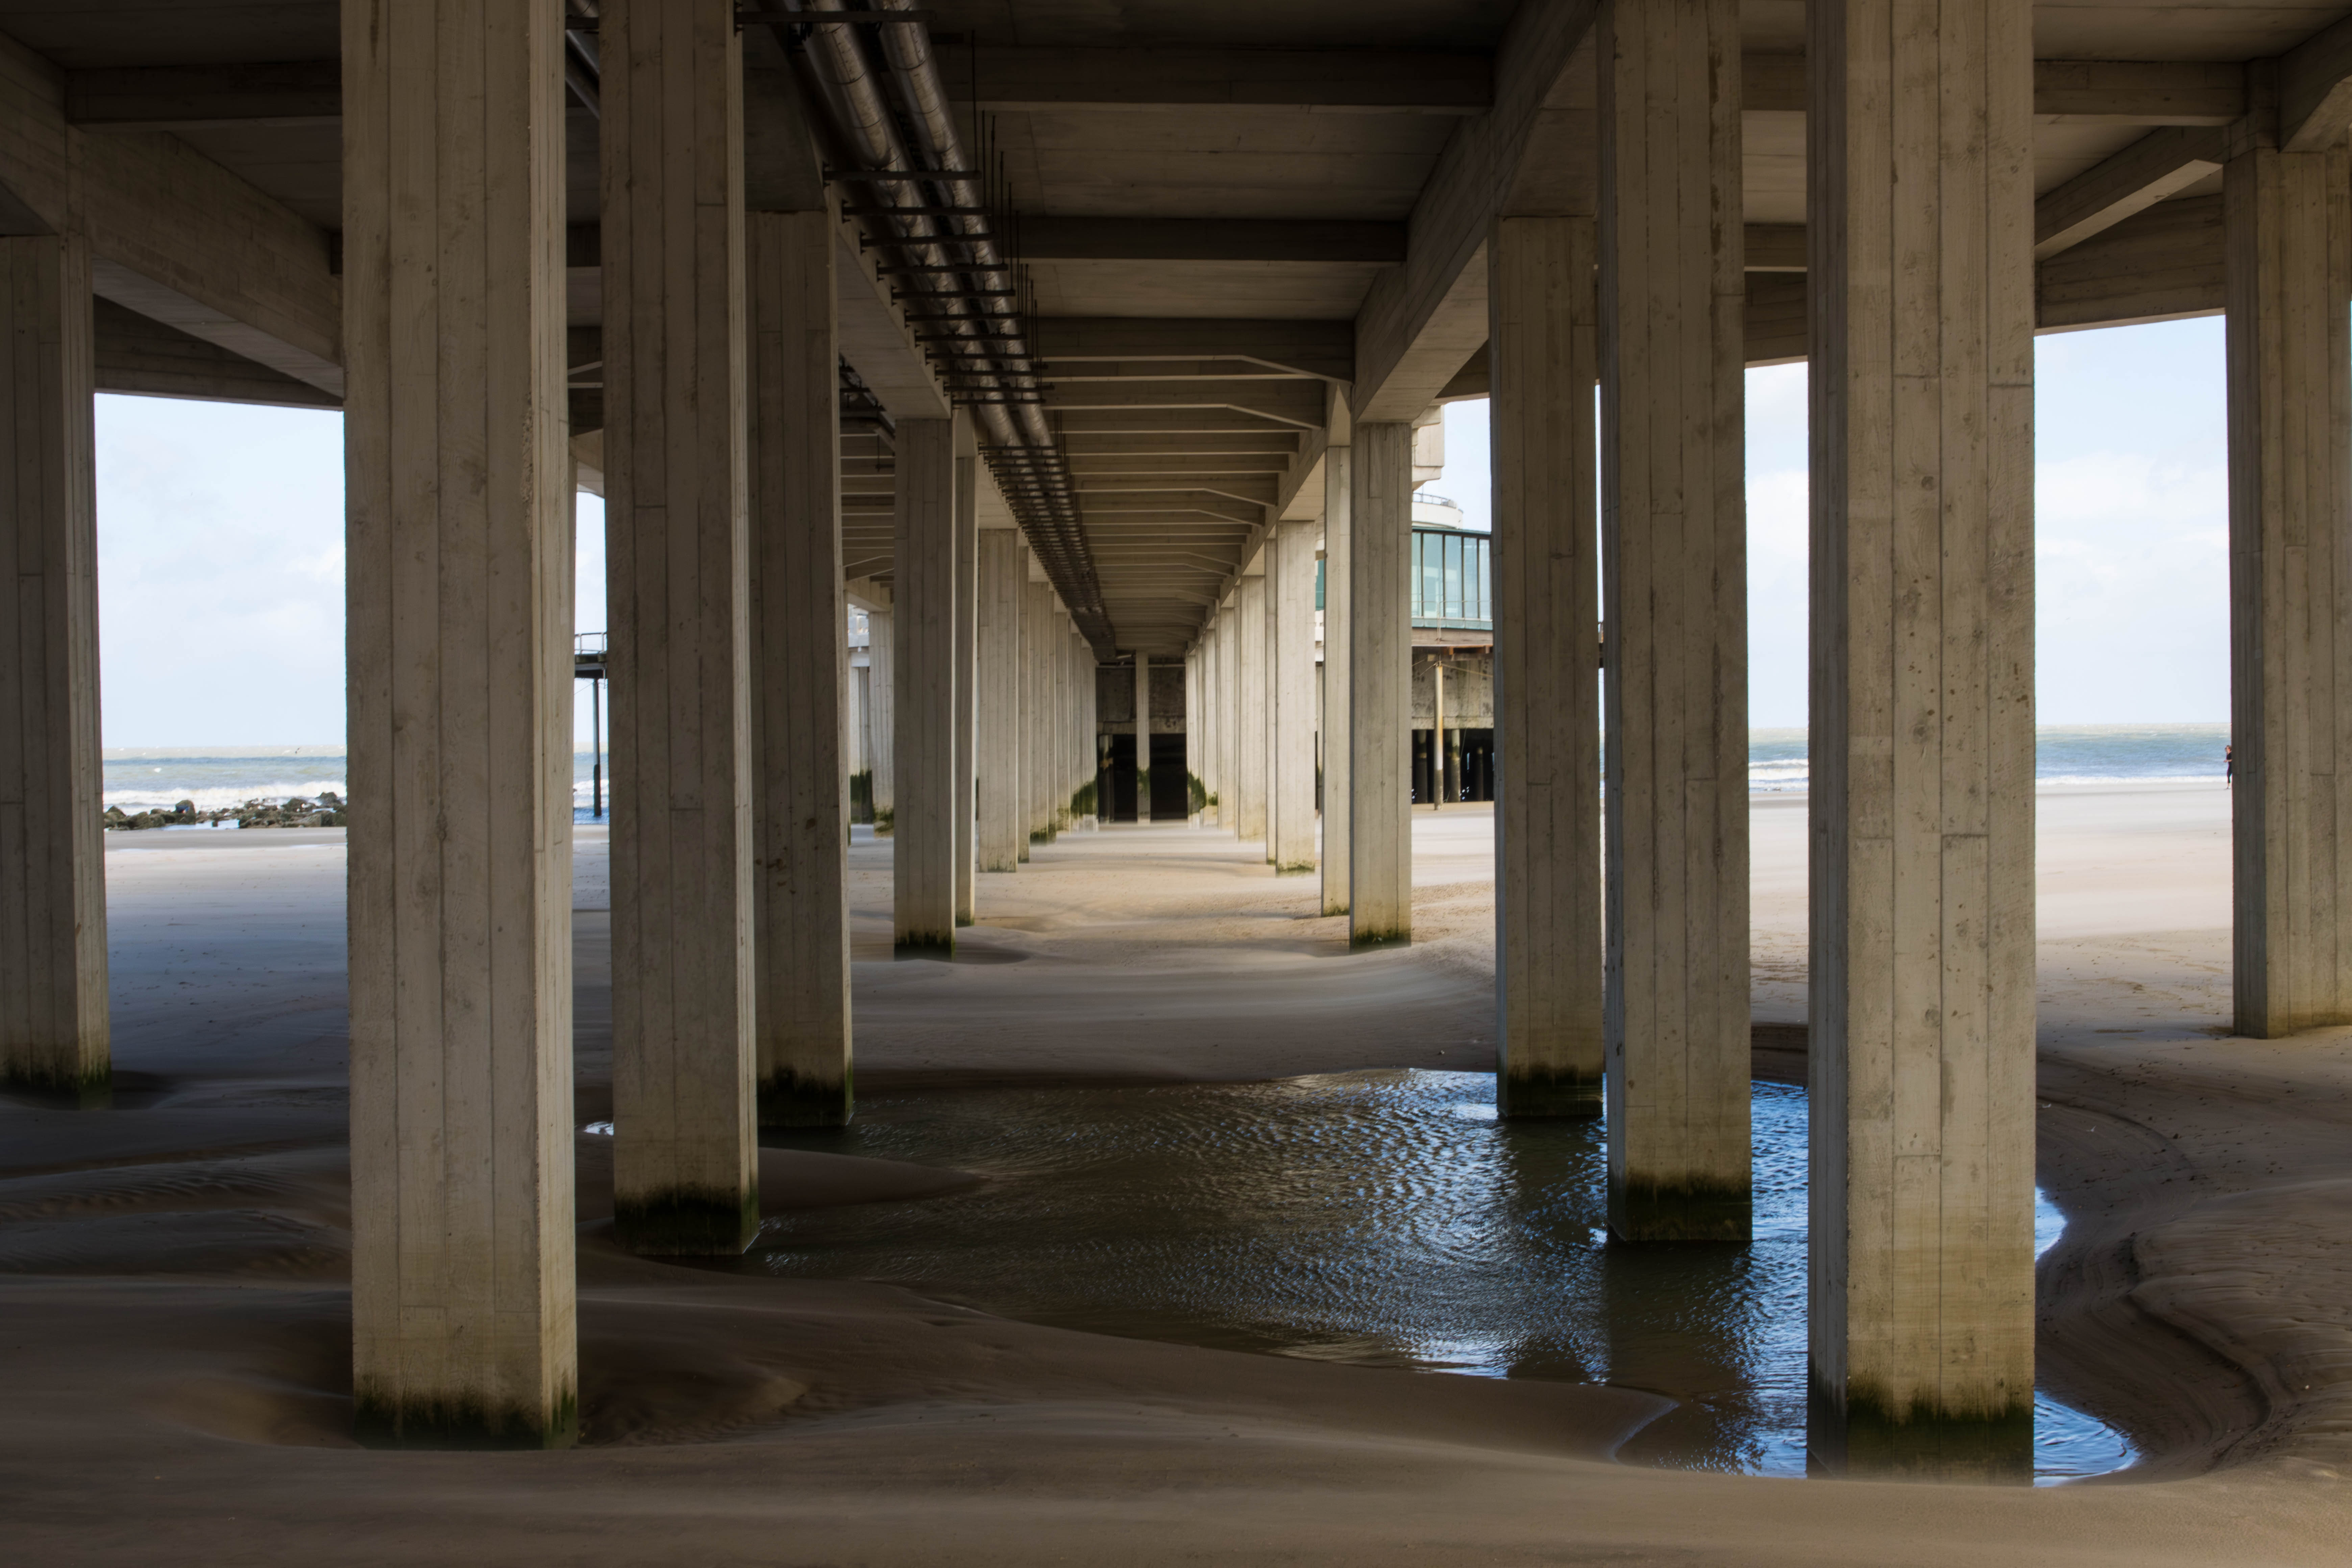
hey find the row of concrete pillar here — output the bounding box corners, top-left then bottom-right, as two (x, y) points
(0, 0), (2341, 1464)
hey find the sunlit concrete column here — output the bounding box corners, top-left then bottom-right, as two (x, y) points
(746, 208), (848, 1127)
(952, 415), (978, 923)
(1133, 654), (1152, 821)
(976, 529), (1024, 870)
(341, 0), (575, 1444)
(1021, 577), (1053, 846)
(1234, 574), (1269, 844)
(893, 418), (955, 954)
(2226, 128), (2352, 1037)
(866, 606), (895, 827)
(1808, 0), (2036, 1471)
(1350, 422), (1415, 946)
(1183, 648), (1201, 822)
(0, 235), (104, 1100)
(1492, 216), (1602, 1121)
(1597, 0), (1749, 1237)
(1320, 446), (1352, 914)
(604, 0), (757, 1257)
(1271, 518), (1319, 873)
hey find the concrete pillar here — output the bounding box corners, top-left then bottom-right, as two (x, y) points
(867, 607), (895, 826)
(1133, 654), (1151, 821)
(746, 208), (848, 1127)
(343, 0), (575, 1441)
(892, 418), (955, 954)
(1200, 617), (1222, 824)
(1022, 578), (1053, 845)
(952, 416), (978, 923)
(1492, 216), (1603, 1121)
(1350, 422), (1415, 946)
(1597, 0), (1750, 1238)
(0, 236), (104, 1100)
(2226, 132), (2352, 1036)
(976, 530), (1024, 870)
(1271, 518), (1319, 873)
(1320, 447), (1352, 914)
(604, 0), (758, 1257)
(1081, 630), (1100, 825)
(1235, 576), (1269, 843)
(1808, 0), (2036, 1470)
(1183, 649), (1201, 822)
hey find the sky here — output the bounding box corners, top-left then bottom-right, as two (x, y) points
(93, 314), (2230, 746)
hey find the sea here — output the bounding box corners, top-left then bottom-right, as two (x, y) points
(104, 725), (2230, 825)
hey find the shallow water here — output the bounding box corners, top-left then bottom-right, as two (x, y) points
(750, 1071), (2135, 1483)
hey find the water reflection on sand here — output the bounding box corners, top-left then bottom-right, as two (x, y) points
(750, 1070), (2133, 1483)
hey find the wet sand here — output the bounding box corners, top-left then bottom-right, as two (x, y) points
(6, 787), (2351, 1563)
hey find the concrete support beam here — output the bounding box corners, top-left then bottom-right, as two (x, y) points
(1320, 446), (1352, 915)
(1019, 218), (1404, 264)
(1596, 0), (1751, 1240)
(341, 0), (574, 1442)
(1133, 654), (1152, 821)
(1807, 0), (2037, 1469)
(977, 531), (1024, 869)
(1748, 52), (2246, 125)
(1270, 519), (1319, 872)
(953, 416), (978, 925)
(892, 418), (957, 954)
(1234, 575), (1269, 844)
(604, 0), (758, 1258)
(2281, 15), (2352, 152)
(1491, 216), (1600, 1121)
(746, 209), (849, 1127)
(1349, 423), (1415, 946)
(2033, 127), (2223, 261)
(867, 608), (895, 825)
(0, 233), (104, 1097)
(2227, 138), (2352, 1037)
(957, 47), (1491, 112)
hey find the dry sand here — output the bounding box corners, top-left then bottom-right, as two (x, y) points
(4, 788), (2350, 1564)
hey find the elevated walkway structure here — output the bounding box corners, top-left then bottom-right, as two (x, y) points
(0, 0), (2345, 1473)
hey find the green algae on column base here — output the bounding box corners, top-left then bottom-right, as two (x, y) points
(895, 931), (953, 959)
(1496, 1069), (1601, 1119)
(352, 1387), (578, 1451)
(1609, 1176), (1752, 1242)
(1349, 927), (1411, 949)
(757, 1069), (853, 1128)
(0, 1058), (111, 1108)
(613, 1186), (760, 1256)
(1807, 1375), (2034, 1483)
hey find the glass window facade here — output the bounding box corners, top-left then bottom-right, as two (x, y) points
(1310, 528), (1493, 630)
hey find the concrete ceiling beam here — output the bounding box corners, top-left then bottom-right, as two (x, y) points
(1033, 317), (1352, 378)
(65, 59), (339, 132)
(2033, 126), (2224, 260)
(952, 46), (1492, 113)
(0, 31), (342, 396)
(2281, 14), (2352, 151)
(1745, 54), (2246, 124)
(1020, 217), (1403, 263)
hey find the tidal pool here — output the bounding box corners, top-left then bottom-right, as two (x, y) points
(749, 1070), (2135, 1482)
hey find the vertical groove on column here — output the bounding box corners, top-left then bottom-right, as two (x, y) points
(1321, 448), (1353, 912)
(1808, 0), (2036, 1469)
(2228, 139), (2352, 1038)
(893, 419), (956, 953)
(343, 0), (576, 1442)
(1350, 422), (1414, 946)
(604, 0), (758, 1257)
(1272, 519), (1319, 872)
(1598, 0), (1750, 1235)
(953, 421), (978, 921)
(1493, 217), (1601, 1120)
(977, 531), (1024, 869)
(0, 235), (104, 1099)
(747, 210), (849, 1128)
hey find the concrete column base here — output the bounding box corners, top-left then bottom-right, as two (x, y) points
(613, 1190), (763, 1258)
(1495, 1070), (1601, 1119)
(1805, 1384), (2032, 1484)
(1607, 1179), (1752, 1243)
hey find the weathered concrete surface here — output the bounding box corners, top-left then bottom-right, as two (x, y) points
(1349, 422), (1414, 946)
(893, 418), (957, 955)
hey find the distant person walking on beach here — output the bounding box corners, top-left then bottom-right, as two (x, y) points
(2225, 742), (2233, 787)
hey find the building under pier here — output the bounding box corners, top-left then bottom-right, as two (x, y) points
(0, 0), (2344, 1472)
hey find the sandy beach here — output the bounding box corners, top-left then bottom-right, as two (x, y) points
(6, 782), (2350, 1563)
